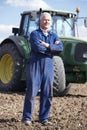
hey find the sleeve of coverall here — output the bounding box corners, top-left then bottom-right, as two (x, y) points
(30, 31), (48, 54)
(49, 33), (63, 53)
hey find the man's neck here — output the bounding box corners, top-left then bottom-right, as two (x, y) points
(40, 27), (49, 33)
(40, 28), (49, 36)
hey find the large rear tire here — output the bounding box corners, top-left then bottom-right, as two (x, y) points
(0, 43), (24, 91)
(53, 56), (69, 96)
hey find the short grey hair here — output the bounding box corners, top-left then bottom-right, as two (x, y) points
(40, 12), (51, 20)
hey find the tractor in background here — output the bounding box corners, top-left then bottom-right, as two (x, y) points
(0, 8), (87, 96)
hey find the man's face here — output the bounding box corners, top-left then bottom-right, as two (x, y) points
(40, 15), (51, 30)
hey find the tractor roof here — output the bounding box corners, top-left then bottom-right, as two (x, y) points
(21, 9), (76, 17)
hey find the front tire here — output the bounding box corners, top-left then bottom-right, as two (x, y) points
(53, 56), (68, 96)
(0, 43), (24, 91)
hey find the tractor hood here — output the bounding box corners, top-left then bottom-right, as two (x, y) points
(60, 36), (87, 65)
(60, 36), (87, 43)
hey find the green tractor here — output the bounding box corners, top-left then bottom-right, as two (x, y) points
(0, 8), (87, 96)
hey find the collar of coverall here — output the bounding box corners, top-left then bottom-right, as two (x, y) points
(40, 28), (48, 36)
(40, 28), (53, 36)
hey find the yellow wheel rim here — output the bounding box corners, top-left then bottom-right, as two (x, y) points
(0, 54), (14, 84)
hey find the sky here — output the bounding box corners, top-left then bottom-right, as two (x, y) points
(0, 0), (87, 42)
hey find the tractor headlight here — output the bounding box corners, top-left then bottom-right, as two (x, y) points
(83, 52), (87, 58)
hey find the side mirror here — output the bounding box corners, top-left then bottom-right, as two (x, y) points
(84, 18), (87, 27)
(29, 11), (37, 21)
(12, 28), (19, 35)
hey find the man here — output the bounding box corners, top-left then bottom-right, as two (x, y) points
(22, 12), (63, 125)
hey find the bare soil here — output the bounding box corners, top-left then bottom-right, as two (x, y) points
(0, 83), (87, 130)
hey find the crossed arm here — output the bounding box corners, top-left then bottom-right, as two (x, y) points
(30, 31), (63, 54)
(39, 40), (60, 48)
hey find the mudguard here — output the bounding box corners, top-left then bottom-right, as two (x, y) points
(0, 35), (30, 60)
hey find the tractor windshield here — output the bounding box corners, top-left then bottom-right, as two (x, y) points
(20, 12), (75, 38)
(52, 16), (75, 37)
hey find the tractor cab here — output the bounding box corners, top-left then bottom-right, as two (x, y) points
(13, 9), (78, 39)
(13, 8), (87, 39)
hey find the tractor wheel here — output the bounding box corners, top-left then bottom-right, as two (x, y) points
(0, 43), (24, 91)
(53, 56), (69, 96)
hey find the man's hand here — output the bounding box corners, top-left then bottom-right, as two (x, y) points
(39, 40), (50, 48)
(55, 41), (60, 44)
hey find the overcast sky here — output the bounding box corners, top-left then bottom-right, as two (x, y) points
(0, 0), (87, 42)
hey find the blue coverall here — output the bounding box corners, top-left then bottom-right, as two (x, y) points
(22, 28), (63, 122)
